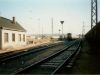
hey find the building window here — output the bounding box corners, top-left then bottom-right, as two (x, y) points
(12, 33), (15, 42)
(23, 34), (25, 42)
(4, 33), (8, 43)
(19, 34), (21, 41)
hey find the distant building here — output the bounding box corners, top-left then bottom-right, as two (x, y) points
(0, 16), (26, 49)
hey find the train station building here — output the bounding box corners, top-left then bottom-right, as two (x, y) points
(0, 16), (26, 49)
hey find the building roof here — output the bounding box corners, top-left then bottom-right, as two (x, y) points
(0, 17), (26, 32)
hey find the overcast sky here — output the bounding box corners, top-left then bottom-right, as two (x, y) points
(0, 0), (100, 36)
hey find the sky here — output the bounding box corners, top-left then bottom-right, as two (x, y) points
(0, 0), (100, 36)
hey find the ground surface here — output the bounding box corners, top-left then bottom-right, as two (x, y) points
(71, 40), (100, 74)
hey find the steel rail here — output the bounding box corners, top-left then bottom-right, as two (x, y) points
(12, 40), (77, 75)
(0, 42), (63, 64)
(0, 42), (62, 59)
(52, 40), (82, 75)
(0, 41), (67, 74)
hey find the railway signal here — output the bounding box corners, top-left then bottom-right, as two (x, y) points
(60, 21), (64, 38)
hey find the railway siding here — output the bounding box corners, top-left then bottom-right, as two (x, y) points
(0, 41), (69, 74)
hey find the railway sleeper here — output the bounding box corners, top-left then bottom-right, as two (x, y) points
(66, 46), (81, 69)
(11, 40), (80, 74)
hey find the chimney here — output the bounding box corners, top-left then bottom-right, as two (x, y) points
(12, 16), (15, 24)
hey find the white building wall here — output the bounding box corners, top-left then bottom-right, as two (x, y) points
(2, 29), (26, 49)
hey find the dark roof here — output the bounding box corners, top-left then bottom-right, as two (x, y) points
(0, 17), (26, 32)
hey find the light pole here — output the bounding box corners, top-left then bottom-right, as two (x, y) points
(51, 18), (53, 37)
(60, 21), (64, 38)
(59, 29), (61, 35)
(38, 18), (40, 38)
(82, 21), (85, 38)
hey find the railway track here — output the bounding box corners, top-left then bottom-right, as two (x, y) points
(14, 40), (81, 75)
(0, 41), (63, 64)
(16, 41), (80, 75)
(0, 41), (70, 74)
(0, 42), (62, 59)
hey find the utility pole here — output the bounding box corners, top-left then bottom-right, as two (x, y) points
(91, 0), (98, 29)
(82, 21), (85, 38)
(42, 25), (43, 39)
(51, 18), (53, 37)
(38, 18), (40, 38)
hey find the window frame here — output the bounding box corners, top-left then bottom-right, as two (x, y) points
(19, 34), (21, 41)
(4, 33), (9, 43)
(23, 34), (25, 42)
(12, 33), (15, 42)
